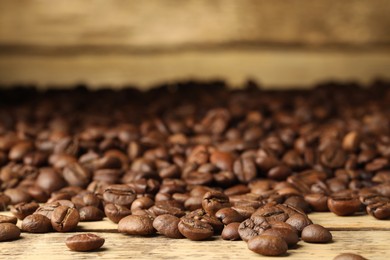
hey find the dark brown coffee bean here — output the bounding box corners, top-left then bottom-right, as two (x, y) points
(0, 223), (20, 242)
(252, 204), (289, 222)
(21, 214), (52, 233)
(0, 214), (17, 224)
(320, 144), (346, 168)
(81, 193), (101, 208)
(178, 217), (213, 241)
(210, 150), (234, 171)
(215, 208), (245, 225)
(328, 195), (362, 216)
(0, 194), (11, 211)
(34, 202), (61, 219)
(62, 162), (91, 188)
(27, 186), (50, 203)
(301, 224), (332, 243)
(36, 168), (67, 194)
(11, 201), (39, 220)
(131, 197), (155, 212)
(366, 202), (390, 219)
(202, 191), (231, 216)
(247, 235), (288, 256)
(104, 203), (131, 223)
(149, 200), (185, 217)
(51, 206), (80, 232)
(79, 206), (104, 221)
(103, 185), (136, 207)
(304, 193), (329, 212)
(238, 216), (270, 242)
(268, 165), (292, 181)
(8, 141), (34, 161)
(65, 233), (105, 252)
(284, 196), (311, 213)
(4, 188), (32, 205)
(333, 253), (367, 260)
(342, 131), (360, 152)
(233, 156), (257, 183)
(118, 215), (155, 236)
(153, 214), (183, 239)
(262, 227), (299, 247)
(221, 222), (241, 241)
(285, 213), (312, 233)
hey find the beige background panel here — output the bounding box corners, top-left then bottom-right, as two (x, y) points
(1, 0), (390, 48)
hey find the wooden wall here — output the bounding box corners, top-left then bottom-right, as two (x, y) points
(0, 0), (389, 88)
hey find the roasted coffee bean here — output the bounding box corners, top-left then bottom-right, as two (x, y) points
(36, 168), (67, 194)
(301, 224), (332, 243)
(149, 200), (185, 217)
(221, 222), (241, 241)
(328, 195), (362, 216)
(21, 214), (52, 233)
(252, 204), (289, 222)
(153, 214), (183, 239)
(210, 150), (234, 171)
(79, 206), (104, 221)
(51, 206), (80, 232)
(10, 201), (39, 220)
(0, 194), (11, 211)
(0, 214), (17, 224)
(333, 253), (367, 260)
(268, 165), (292, 181)
(215, 208), (245, 225)
(0, 223), (20, 242)
(131, 197), (155, 212)
(304, 193), (329, 212)
(284, 196), (311, 213)
(62, 162), (91, 188)
(202, 191), (231, 216)
(103, 185), (136, 207)
(118, 215), (155, 236)
(34, 202), (61, 219)
(238, 216), (270, 242)
(366, 202), (390, 219)
(65, 233), (105, 252)
(233, 156), (257, 183)
(262, 227), (299, 247)
(104, 203), (131, 223)
(4, 188), (32, 205)
(178, 217), (213, 241)
(285, 213), (312, 233)
(247, 235), (288, 256)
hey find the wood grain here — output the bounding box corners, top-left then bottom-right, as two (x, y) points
(0, 0), (389, 48)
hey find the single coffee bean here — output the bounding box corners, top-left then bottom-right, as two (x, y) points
(51, 206), (80, 232)
(284, 196), (311, 213)
(153, 214), (183, 239)
(252, 204), (289, 222)
(34, 202), (61, 219)
(178, 217), (214, 241)
(333, 253), (367, 260)
(118, 215), (155, 236)
(366, 202), (390, 219)
(202, 191), (231, 216)
(221, 222), (241, 241)
(0, 194), (11, 211)
(262, 227), (299, 247)
(238, 216), (271, 242)
(131, 197), (155, 212)
(0, 214), (17, 224)
(103, 185), (136, 207)
(0, 223), (20, 242)
(65, 233), (105, 252)
(4, 188), (32, 205)
(36, 168), (67, 194)
(304, 193), (329, 212)
(79, 206), (104, 221)
(11, 201), (39, 220)
(285, 213), (312, 233)
(247, 235), (288, 256)
(301, 224), (332, 243)
(215, 208), (245, 225)
(62, 162), (91, 188)
(233, 156), (257, 183)
(328, 195), (362, 216)
(104, 203), (131, 223)
(21, 214), (52, 233)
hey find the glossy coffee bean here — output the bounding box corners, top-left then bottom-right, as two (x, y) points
(153, 214), (183, 239)
(51, 206), (80, 232)
(65, 233), (105, 252)
(366, 202), (390, 220)
(0, 223), (20, 242)
(0, 214), (17, 224)
(238, 216), (270, 242)
(178, 217), (214, 241)
(104, 203), (131, 224)
(202, 191), (231, 216)
(328, 195), (362, 216)
(262, 227), (299, 247)
(79, 206), (104, 221)
(247, 235), (288, 256)
(103, 185), (136, 207)
(118, 215), (155, 236)
(221, 222), (241, 241)
(22, 214), (52, 233)
(11, 201), (39, 220)
(301, 224), (332, 243)
(215, 208), (245, 225)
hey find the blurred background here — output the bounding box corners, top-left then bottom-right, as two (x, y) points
(0, 0), (390, 89)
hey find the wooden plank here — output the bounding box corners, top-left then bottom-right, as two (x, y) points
(0, 231), (388, 259)
(0, 49), (389, 89)
(0, 0), (389, 48)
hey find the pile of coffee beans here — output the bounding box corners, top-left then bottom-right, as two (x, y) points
(0, 81), (388, 257)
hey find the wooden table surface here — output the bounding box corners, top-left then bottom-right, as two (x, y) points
(1, 211), (389, 260)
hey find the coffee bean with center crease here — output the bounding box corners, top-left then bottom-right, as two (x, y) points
(221, 222), (241, 241)
(66, 233), (105, 252)
(103, 185), (136, 207)
(79, 206), (104, 221)
(118, 215), (155, 235)
(62, 162), (91, 188)
(0, 223), (20, 241)
(0, 214), (17, 224)
(366, 202), (390, 219)
(238, 216), (271, 242)
(34, 202), (61, 219)
(202, 191), (231, 216)
(247, 235), (288, 256)
(233, 156), (257, 183)
(104, 203), (131, 223)
(215, 207), (245, 225)
(11, 201), (39, 220)
(301, 224), (332, 243)
(328, 194), (362, 216)
(178, 217), (214, 241)
(153, 214), (183, 239)
(22, 214), (52, 233)
(51, 205), (80, 232)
